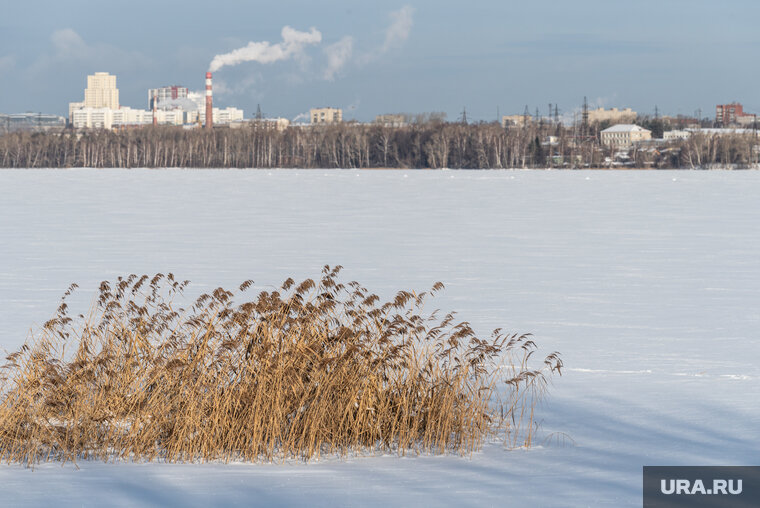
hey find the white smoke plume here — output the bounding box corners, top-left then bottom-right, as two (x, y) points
(381, 6), (414, 53)
(156, 97), (202, 111)
(209, 26), (322, 73)
(323, 36), (353, 81)
(291, 112), (310, 123)
(356, 5), (415, 65)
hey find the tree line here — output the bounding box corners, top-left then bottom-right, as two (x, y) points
(0, 122), (758, 169)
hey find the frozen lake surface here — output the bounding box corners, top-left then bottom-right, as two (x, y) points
(1, 169), (759, 506)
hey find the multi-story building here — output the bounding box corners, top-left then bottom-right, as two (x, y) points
(310, 107), (342, 124)
(587, 107), (637, 124)
(84, 72), (119, 109)
(601, 124), (652, 148)
(715, 103), (755, 126)
(148, 86), (189, 110)
(69, 72), (120, 124)
(72, 107), (187, 129)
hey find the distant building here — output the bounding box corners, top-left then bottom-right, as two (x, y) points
(501, 114), (532, 128)
(72, 107), (187, 129)
(148, 86), (189, 110)
(663, 130), (691, 141)
(310, 107), (342, 124)
(249, 118), (290, 131)
(715, 103), (755, 126)
(601, 124), (652, 148)
(587, 107), (637, 124)
(69, 72), (120, 124)
(183, 92), (244, 126)
(84, 72), (119, 109)
(184, 107), (244, 126)
(685, 128), (759, 137)
(0, 113), (66, 133)
(375, 114), (407, 127)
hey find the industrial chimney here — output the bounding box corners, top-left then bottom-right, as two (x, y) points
(205, 72), (213, 130)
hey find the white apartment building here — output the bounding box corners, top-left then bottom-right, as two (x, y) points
(69, 72), (120, 124)
(85, 72), (119, 109)
(310, 107), (342, 124)
(72, 107), (186, 129)
(601, 124), (652, 148)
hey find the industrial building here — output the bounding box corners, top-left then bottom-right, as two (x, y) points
(0, 113), (66, 133)
(310, 107), (342, 124)
(184, 90), (243, 126)
(148, 86), (189, 110)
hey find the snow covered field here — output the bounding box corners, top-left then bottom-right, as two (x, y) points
(1, 169), (758, 507)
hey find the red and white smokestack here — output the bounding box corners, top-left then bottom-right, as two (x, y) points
(205, 72), (213, 130)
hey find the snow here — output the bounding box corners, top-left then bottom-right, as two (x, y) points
(1, 168), (759, 507)
(600, 124), (648, 132)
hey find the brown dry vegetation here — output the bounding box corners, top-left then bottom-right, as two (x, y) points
(0, 266), (561, 466)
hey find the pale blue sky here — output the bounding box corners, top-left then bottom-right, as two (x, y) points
(2, 0), (758, 121)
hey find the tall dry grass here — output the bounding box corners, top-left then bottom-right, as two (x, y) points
(0, 266), (561, 465)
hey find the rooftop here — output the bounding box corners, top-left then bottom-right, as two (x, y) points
(601, 124), (650, 133)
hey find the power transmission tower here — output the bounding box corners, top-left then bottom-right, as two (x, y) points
(582, 96), (589, 137)
(459, 106), (468, 124)
(554, 104), (559, 124)
(523, 105), (530, 127)
(654, 105), (659, 120)
(256, 104), (263, 120)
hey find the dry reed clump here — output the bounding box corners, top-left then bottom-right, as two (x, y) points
(0, 266), (562, 466)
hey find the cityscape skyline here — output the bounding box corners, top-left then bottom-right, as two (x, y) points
(2, 1), (759, 121)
